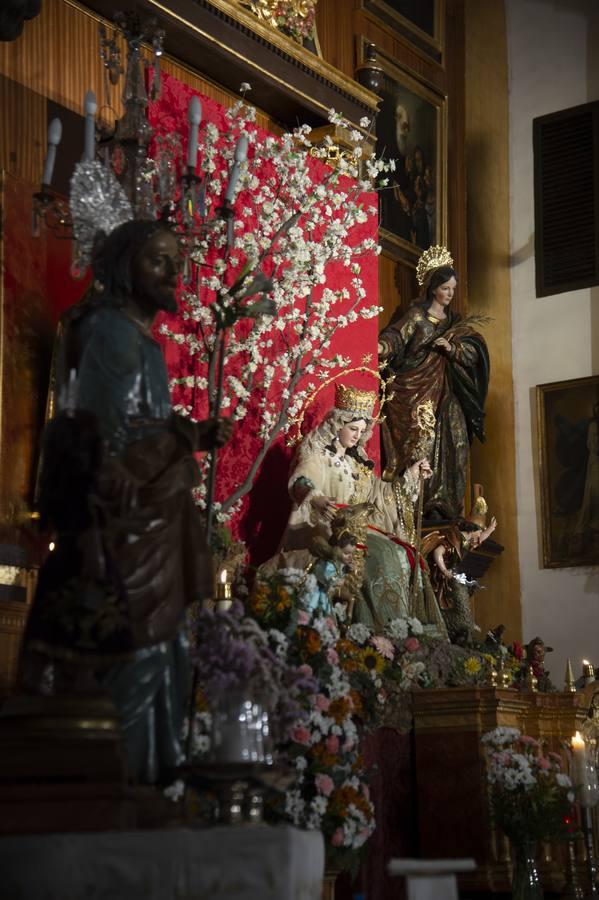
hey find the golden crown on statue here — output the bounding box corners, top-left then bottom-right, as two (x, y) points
(416, 245), (454, 287)
(334, 383), (377, 417)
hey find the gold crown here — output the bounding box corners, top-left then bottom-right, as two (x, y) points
(416, 245), (454, 287)
(334, 383), (377, 417)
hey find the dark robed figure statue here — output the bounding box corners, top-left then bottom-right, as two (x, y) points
(20, 220), (232, 783)
(378, 248), (489, 521)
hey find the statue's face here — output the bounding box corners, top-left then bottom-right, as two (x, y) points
(337, 419), (367, 450)
(339, 543), (356, 566)
(131, 229), (181, 314)
(432, 276), (457, 307)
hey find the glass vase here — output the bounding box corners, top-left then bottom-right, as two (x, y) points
(511, 839), (543, 900)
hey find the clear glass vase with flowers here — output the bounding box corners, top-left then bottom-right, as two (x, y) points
(481, 727), (575, 900)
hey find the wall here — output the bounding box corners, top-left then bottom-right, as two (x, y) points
(506, 0), (599, 681)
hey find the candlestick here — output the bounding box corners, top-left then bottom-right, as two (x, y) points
(187, 95), (202, 170)
(224, 134), (248, 203)
(583, 659), (595, 686)
(83, 90), (97, 162)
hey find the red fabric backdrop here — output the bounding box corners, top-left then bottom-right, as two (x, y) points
(148, 73), (380, 562)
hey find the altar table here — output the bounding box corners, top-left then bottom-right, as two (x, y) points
(0, 824), (324, 900)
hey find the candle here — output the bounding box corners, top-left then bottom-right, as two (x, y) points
(215, 568), (232, 608)
(572, 731), (589, 787)
(83, 90), (97, 162)
(186, 95), (202, 170)
(224, 134), (248, 203)
(42, 118), (62, 187)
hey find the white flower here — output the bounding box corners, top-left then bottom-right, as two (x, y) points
(240, 82), (252, 93)
(347, 623), (371, 644)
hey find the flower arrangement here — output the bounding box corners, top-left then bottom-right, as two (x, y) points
(481, 727), (574, 844)
(190, 600), (317, 749)
(154, 82), (392, 525)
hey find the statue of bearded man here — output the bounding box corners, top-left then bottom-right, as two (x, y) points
(20, 219), (232, 784)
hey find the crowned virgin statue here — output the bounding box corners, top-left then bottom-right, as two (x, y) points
(280, 383), (447, 635)
(378, 246), (490, 521)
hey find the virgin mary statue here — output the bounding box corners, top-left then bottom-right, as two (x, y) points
(280, 383), (447, 636)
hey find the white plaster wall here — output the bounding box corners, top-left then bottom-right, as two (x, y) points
(506, 0), (599, 683)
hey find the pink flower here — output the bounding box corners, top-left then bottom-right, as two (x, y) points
(325, 617), (336, 632)
(315, 773), (334, 796)
(299, 664), (313, 677)
(326, 648), (339, 665)
(298, 610), (310, 625)
(370, 635), (395, 660)
(404, 637), (420, 652)
(291, 725), (311, 746)
(537, 756), (551, 770)
(331, 828), (344, 847)
(362, 783), (370, 800)
(314, 693), (330, 711)
(326, 734), (340, 754)
(520, 735), (540, 747)
(342, 738), (355, 752)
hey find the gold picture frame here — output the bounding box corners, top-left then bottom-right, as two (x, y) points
(361, 0), (445, 61)
(537, 375), (599, 568)
(358, 38), (447, 266)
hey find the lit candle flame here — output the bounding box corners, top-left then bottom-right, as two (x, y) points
(572, 731), (585, 749)
(220, 569), (227, 584)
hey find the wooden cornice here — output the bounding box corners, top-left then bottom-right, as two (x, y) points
(81, 0), (380, 128)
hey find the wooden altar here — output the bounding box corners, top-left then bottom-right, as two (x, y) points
(412, 686), (589, 894)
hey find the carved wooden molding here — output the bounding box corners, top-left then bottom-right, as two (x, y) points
(80, 0), (379, 128)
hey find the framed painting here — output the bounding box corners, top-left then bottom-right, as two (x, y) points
(361, 0), (445, 60)
(537, 375), (599, 568)
(358, 39), (447, 265)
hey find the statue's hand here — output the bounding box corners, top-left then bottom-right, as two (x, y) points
(408, 458), (432, 482)
(433, 337), (452, 353)
(311, 494), (337, 521)
(196, 417), (234, 450)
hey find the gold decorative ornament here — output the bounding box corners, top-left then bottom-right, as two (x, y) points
(237, 0), (318, 43)
(334, 383), (377, 418)
(564, 658), (576, 693)
(416, 244), (454, 287)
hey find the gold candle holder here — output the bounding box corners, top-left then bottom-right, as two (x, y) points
(583, 659), (595, 686)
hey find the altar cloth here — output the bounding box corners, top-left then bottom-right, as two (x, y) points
(0, 824), (324, 900)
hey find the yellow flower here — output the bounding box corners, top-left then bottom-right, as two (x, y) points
(361, 646), (385, 675)
(464, 656), (482, 675)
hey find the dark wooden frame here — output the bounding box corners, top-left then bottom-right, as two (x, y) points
(357, 36), (447, 266)
(537, 375), (599, 568)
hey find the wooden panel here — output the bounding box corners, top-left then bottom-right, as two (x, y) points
(533, 101), (599, 297)
(464, 0), (520, 641)
(0, 0), (283, 171)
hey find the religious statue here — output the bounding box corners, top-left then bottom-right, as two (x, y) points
(429, 515), (497, 643)
(20, 219), (233, 784)
(378, 245), (490, 521)
(279, 383), (448, 635)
